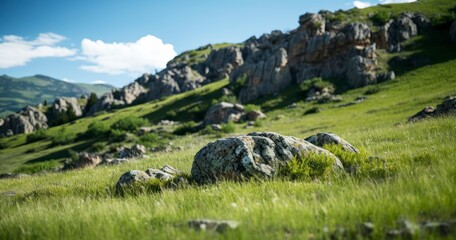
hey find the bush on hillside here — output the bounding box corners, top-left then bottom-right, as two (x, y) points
(111, 117), (149, 132)
(279, 152), (334, 181)
(299, 78), (334, 94)
(26, 129), (49, 143)
(51, 128), (76, 146)
(370, 11), (391, 26)
(173, 121), (197, 135)
(86, 121), (110, 137)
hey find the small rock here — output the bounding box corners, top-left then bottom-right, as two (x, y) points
(211, 124), (222, 131)
(357, 222), (375, 237)
(245, 110), (266, 121)
(145, 169), (174, 181)
(115, 170), (151, 193)
(305, 132), (359, 153)
(161, 165), (181, 175)
(188, 219), (240, 233)
(287, 102), (297, 109)
(0, 173), (30, 179)
(422, 221), (451, 236)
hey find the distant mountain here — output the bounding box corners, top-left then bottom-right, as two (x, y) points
(0, 74), (115, 117)
(75, 83), (116, 98)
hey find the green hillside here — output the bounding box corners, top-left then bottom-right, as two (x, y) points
(0, 0), (456, 239)
(76, 83), (116, 97)
(0, 75), (114, 117)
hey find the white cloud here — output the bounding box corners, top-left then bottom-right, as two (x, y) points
(353, 1), (372, 8)
(91, 80), (107, 84)
(0, 33), (76, 68)
(62, 77), (74, 83)
(379, 0), (417, 4)
(79, 35), (177, 75)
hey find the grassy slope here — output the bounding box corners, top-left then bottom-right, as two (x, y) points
(0, 75), (112, 117)
(1, 0), (456, 238)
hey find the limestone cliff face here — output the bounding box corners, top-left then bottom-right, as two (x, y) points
(87, 11), (430, 112)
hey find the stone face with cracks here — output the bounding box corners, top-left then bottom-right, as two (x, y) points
(191, 132), (343, 184)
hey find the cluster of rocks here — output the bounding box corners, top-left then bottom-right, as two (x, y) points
(63, 144), (148, 170)
(0, 97), (85, 137)
(114, 131), (355, 190)
(408, 96), (456, 122)
(203, 102), (266, 126)
(82, 11), (430, 117)
(0, 106), (48, 136)
(305, 86), (341, 103)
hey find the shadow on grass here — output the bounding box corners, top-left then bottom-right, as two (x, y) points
(141, 85), (226, 124)
(388, 28), (456, 77)
(25, 140), (95, 164)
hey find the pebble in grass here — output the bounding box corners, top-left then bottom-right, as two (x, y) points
(188, 219), (240, 233)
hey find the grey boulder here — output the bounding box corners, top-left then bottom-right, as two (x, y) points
(191, 132), (343, 184)
(305, 132), (359, 153)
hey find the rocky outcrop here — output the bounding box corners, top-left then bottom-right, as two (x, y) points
(203, 102), (245, 125)
(0, 106), (48, 136)
(451, 21), (456, 44)
(372, 13), (428, 52)
(191, 132), (344, 184)
(51, 97), (82, 123)
(199, 46), (244, 81)
(408, 97), (456, 122)
(143, 65), (205, 101)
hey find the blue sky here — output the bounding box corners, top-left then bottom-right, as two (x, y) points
(0, 0), (412, 87)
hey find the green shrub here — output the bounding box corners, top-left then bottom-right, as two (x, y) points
(111, 117), (149, 132)
(52, 128), (76, 145)
(138, 132), (170, 148)
(254, 120), (264, 128)
(200, 125), (215, 135)
(299, 78), (334, 94)
(165, 110), (177, 119)
(0, 142), (7, 150)
(244, 104), (260, 112)
(304, 107), (322, 115)
(109, 129), (127, 142)
(89, 142), (105, 153)
(173, 121), (197, 135)
(370, 11), (391, 26)
(364, 86), (381, 95)
(279, 152), (334, 181)
(86, 122), (110, 137)
(221, 122), (235, 133)
(323, 144), (396, 179)
(26, 129), (49, 143)
(231, 74), (249, 94)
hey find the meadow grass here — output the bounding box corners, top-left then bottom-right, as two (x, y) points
(1, 0), (456, 237)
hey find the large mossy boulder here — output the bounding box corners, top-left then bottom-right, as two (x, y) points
(191, 132), (344, 184)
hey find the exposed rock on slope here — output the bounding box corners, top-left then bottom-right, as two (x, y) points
(87, 11), (430, 112)
(50, 97), (82, 124)
(408, 97), (456, 122)
(191, 132), (344, 184)
(0, 106), (48, 136)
